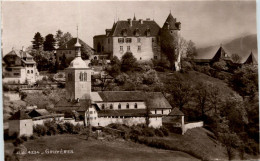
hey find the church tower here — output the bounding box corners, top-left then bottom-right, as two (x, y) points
(65, 27), (92, 101)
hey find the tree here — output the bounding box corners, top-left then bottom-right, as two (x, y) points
(194, 82), (212, 120)
(106, 56), (121, 77)
(231, 53), (241, 63)
(55, 30), (63, 48)
(212, 60), (228, 71)
(59, 32), (72, 47)
(43, 34), (56, 51)
(29, 50), (55, 71)
(207, 84), (221, 113)
(186, 40), (197, 59)
(167, 75), (192, 111)
(32, 32), (44, 50)
(121, 52), (138, 72)
(219, 132), (240, 160)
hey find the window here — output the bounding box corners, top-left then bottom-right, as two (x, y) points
(138, 46), (141, 51)
(27, 70), (30, 74)
(120, 46), (123, 51)
(13, 73), (20, 76)
(126, 103), (129, 109)
(152, 38), (155, 42)
(155, 110), (157, 114)
(118, 38), (124, 43)
(126, 38), (132, 43)
(101, 104), (105, 109)
(118, 103), (121, 109)
(137, 38), (141, 43)
(110, 104), (113, 109)
(162, 110), (164, 114)
(108, 38), (110, 44)
(79, 72), (83, 81)
(84, 72), (87, 81)
(90, 111), (93, 114)
(154, 56), (158, 60)
(69, 51), (71, 54)
(134, 103), (138, 109)
(31, 70), (33, 73)
(127, 46), (130, 51)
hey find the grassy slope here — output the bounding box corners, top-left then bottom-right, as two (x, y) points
(5, 135), (199, 161)
(148, 127), (227, 161)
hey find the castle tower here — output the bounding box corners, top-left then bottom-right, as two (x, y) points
(65, 27), (92, 101)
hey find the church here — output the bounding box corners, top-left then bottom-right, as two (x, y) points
(55, 36), (183, 128)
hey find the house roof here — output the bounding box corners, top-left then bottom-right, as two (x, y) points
(244, 52), (257, 65)
(146, 92), (172, 109)
(57, 38), (94, 51)
(54, 99), (91, 112)
(29, 109), (50, 117)
(109, 20), (160, 37)
(168, 108), (184, 116)
(98, 109), (149, 117)
(9, 110), (31, 120)
(162, 13), (181, 30)
(3, 49), (35, 66)
(211, 46), (231, 62)
(97, 91), (145, 102)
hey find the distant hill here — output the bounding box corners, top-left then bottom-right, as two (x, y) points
(197, 34), (258, 63)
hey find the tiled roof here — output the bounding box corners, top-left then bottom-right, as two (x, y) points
(98, 109), (149, 117)
(4, 49), (35, 66)
(97, 91), (145, 102)
(9, 110), (31, 120)
(28, 109), (50, 117)
(54, 98), (91, 112)
(244, 52), (257, 65)
(109, 20), (160, 37)
(168, 108), (184, 116)
(146, 92), (172, 109)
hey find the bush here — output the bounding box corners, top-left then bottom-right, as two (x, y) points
(142, 127), (155, 137)
(64, 122), (75, 134)
(33, 124), (47, 136)
(160, 127), (169, 136)
(74, 123), (84, 134)
(57, 123), (67, 134)
(29, 134), (38, 140)
(42, 89), (52, 96)
(13, 137), (24, 147)
(20, 135), (28, 141)
(44, 121), (58, 135)
(154, 129), (164, 137)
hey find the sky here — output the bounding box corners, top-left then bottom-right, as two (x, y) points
(1, 1), (257, 55)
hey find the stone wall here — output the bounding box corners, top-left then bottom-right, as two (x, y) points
(183, 121), (204, 133)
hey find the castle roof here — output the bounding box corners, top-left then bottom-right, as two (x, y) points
(162, 13), (181, 30)
(9, 110), (31, 120)
(108, 19), (160, 37)
(244, 52), (257, 65)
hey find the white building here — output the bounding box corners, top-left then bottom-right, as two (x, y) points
(3, 47), (39, 84)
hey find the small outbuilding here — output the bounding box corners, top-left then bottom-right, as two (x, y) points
(9, 110), (33, 137)
(162, 108), (184, 134)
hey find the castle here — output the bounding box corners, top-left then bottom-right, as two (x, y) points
(93, 13), (181, 62)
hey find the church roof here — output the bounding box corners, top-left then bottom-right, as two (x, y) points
(9, 110), (31, 120)
(68, 57), (88, 68)
(146, 92), (172, 109)
(162, 13), (181, 30)
(54, 99), (91, 112)
(211, 46), (231, 62)
(97, 91), (145, 102)
(109, 19), (160, 37)
(244, 52), (257, 65)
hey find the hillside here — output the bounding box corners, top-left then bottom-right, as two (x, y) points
(197, 34), (258, 63)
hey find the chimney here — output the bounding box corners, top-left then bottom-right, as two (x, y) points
(128, 18), (132, 27)
(139, 19), (143, 24)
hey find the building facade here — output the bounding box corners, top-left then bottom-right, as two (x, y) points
(3, 48), (39, 84)
(93, 13), (181, 61)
